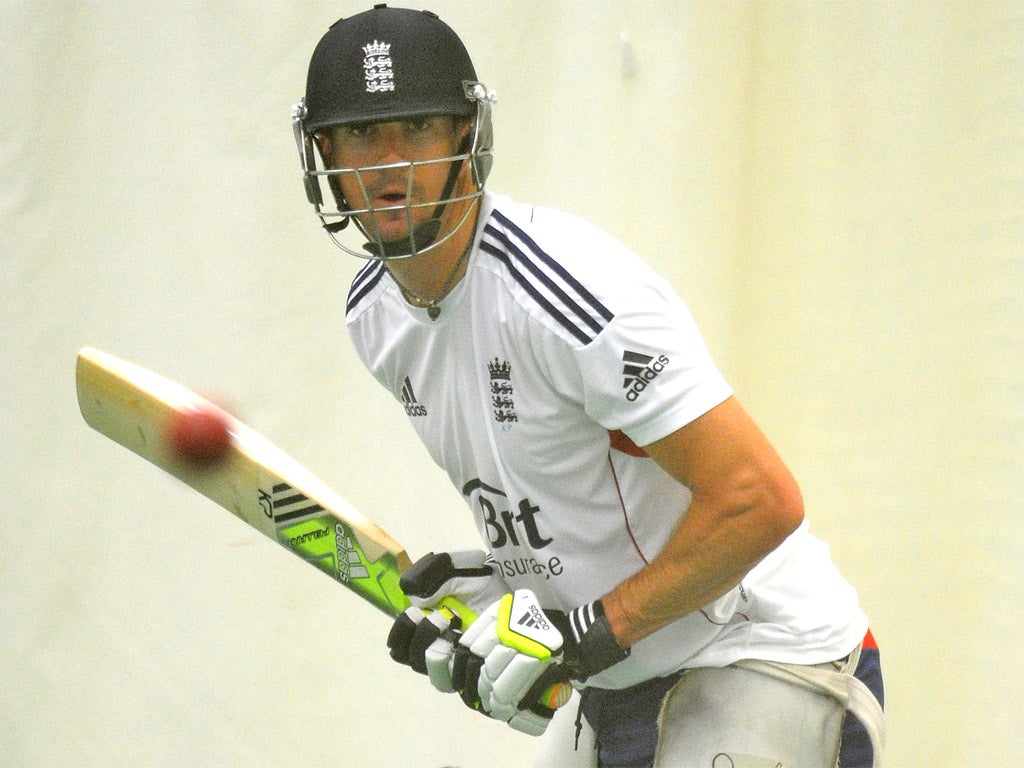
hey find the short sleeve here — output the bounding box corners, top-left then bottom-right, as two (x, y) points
(576, 275), (732, 446)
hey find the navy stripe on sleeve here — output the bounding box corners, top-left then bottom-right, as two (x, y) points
(346, 260), (386, 316)
(481, 211), (614, 344)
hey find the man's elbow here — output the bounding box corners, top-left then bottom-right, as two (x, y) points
(765, 479), (805, 547)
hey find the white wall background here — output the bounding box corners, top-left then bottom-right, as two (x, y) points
(1, 1), (1021, 765)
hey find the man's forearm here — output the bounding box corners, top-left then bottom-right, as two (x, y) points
(602, 505), (777, 648)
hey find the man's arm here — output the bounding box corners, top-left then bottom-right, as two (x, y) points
(391, 396), (805, 727)
(602, 395), (805, 649)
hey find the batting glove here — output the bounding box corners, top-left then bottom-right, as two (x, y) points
(386, 551), (507, 694)
(451, 591), (631, 734)
(452, 590), (570, 735)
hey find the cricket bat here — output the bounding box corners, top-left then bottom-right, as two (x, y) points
(75, 347), (571, 708)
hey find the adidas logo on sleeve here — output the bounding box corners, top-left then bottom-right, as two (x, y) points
(621, 350), (670, 402)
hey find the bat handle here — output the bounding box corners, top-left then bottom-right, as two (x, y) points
(433, 596), (574, 710)
(435, 595), (478, 628)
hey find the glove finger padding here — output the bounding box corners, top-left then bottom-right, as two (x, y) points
(387, 606), (460, 689)
(424, 629), (461, 693)
(452, 643), (485, 710)
(387, 606), (426, 667)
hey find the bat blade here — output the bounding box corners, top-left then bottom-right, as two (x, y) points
(75, 346), (412, 617)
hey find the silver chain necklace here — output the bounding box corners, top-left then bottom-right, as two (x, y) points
(395, 235), (474, 320)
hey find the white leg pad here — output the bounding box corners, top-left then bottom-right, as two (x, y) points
(653, 662), (847, 768)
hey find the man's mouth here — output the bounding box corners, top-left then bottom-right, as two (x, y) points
(377, 192), (407, 206)
(369, 185), (412, 211)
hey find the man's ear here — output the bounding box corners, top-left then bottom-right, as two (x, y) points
(315, 133), (332, 164)
(459, 119), (474, 147)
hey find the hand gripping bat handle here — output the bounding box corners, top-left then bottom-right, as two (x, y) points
(429, 595), (574, 711)
(399, 553), (573, 711)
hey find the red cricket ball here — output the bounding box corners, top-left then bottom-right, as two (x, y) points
(168, 406), (232, 464)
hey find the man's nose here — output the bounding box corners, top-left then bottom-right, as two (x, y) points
(370, 126), (410, 164)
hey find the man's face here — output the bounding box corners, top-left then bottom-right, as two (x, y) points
(318, 116), (469, 245)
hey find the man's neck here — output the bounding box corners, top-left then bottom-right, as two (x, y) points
(385, 202), (479, 307)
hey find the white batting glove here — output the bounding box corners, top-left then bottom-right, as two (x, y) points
(452, 590), (570, 736)
(387, 551), (508, 694)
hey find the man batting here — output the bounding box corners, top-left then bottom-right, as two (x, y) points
(291, 6), (885, 766)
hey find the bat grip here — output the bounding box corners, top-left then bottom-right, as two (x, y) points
(435, 595), (478, 628)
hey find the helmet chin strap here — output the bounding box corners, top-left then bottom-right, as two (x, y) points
(361, 218), (442, 259)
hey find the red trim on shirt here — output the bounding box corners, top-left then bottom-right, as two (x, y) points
(606, 451), (649, 564)
(609, 429), (649, 457)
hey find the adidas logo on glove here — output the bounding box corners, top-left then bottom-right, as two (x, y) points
(500, 590), (563, 659)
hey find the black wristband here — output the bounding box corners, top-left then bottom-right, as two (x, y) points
(562, 600), (630, 681)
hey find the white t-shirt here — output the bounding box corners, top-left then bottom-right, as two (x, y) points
(346, 191), (867, 689)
